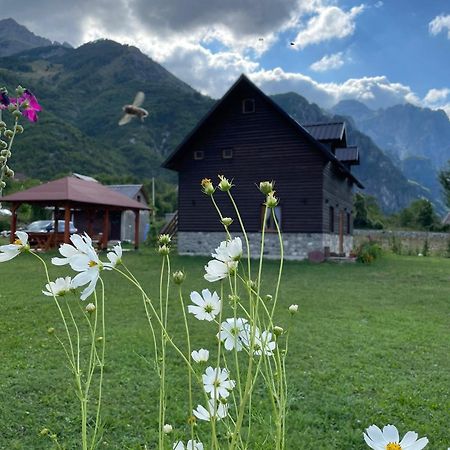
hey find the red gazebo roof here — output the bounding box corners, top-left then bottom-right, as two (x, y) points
(1, 176), (150, 210)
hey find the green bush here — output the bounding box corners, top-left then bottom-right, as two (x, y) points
(355, 239), (382, 264)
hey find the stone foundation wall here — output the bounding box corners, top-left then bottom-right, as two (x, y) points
(354, 229), (450, 256)
(178, 231), (353, 260)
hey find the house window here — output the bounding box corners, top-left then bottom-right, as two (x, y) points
(347, 212), (351, 234)
(262, 206), (282, 231)
(222, 148), (233, 159)
(242, 98), (255, 114)
(194, 150), (204, 160)
(329, 206), (334, 233)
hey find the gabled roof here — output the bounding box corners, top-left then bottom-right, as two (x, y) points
(108, 184), (149, 204)
(1, 176), (150, 210)
(163, 74), (363, 188)
(303, 122), (345, 141)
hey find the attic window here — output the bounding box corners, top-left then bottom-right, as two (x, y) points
(222, 148), (233, 159)
(242, 98), (255, 114)
(194, 150), (204, 160)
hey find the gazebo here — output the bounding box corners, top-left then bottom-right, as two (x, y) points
(1, 176), (150, 250)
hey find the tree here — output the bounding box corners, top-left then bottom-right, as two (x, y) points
(438, 163), (450, 208)
(353, 193), (384, 229)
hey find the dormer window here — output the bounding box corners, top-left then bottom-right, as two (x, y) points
(194, 150), (204, 160)
(242, 98), (255, 114)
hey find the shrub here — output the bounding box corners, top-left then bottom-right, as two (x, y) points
(355, 239), (382, 264)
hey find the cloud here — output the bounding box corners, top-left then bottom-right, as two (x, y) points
(424, 88), (450, 104)
(429, 14), (450, 39)
(310, 52), (345, 72)
(292, 4), (364, 49)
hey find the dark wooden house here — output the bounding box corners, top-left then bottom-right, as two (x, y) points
(163, 74), (363, 259)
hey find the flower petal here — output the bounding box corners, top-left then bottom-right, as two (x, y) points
(383, 425), (399, 444)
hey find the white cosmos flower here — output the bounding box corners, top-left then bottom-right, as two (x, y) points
(0, 231), (29, 262)
(105, 242), (122, 268)
(202, 366), (235, 399)
(188, 289), (221, 321)
(363, 424), (428, 450)
(212, 237), (242, 262)
(204, 259), (238, 283)
(52, 233), (108, 301)
(173, 440), (204, 450)
(217, 318), (248, 351)
(241, 325), (276, 356)
(42, 276), (73, 297)
(191, 348), (209, 363)
(193, 399), (228, 422)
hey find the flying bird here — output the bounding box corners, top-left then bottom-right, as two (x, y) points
(118, 91), (149, 126)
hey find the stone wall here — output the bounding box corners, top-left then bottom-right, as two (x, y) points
(178, 231), (353, 260)
(354, 229), (450, 256)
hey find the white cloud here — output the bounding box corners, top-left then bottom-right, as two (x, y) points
(429, 14), (450, 39)
(292, 4), (365, 49)
(310, 52), (345, 72)
(424, 88), (450, 104)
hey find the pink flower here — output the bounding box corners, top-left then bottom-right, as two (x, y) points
(13, 90), (41, 122)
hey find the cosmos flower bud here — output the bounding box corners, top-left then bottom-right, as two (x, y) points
(273, 326), (284, 336)
(158, 244), (170, 256)
(259, 181), (274, 195)
(221, 217), (233, 227)
(12, 109), (22, 119)
(85, 303), (96, 313)
(1, 148), (9, 156)
(218, 175), (232, 192)
(157, 234), (171, 245)
(47, 327), (55, 334)
(0, 181), (6, 188)
(14, 124), (24, 134)
(201, 178), (215, 195)
(228, 294), (240, 305)
(289, 304), (298, 314)
(265, 192), (279, 208)
(0, 156), (6, 163)
(3, 130), (14, 139)
(265, 294), (273, 302)
(7, 104), (15, 112)
(163, 424), (173, 434)
(172, 270), (186, 284)
(0, 123), (6, 131)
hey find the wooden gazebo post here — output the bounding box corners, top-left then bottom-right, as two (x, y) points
(64, 203), (71, 244)
(102, 207), (109, 250)
(9, 202), (18, 243)
(134, 209), (140, 250)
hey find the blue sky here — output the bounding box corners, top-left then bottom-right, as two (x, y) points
(3, 0), (450, 115)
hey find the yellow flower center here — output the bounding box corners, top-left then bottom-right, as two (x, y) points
(13, 239), (22, 246)
(386, 443), (402, 450)
(88, 260), (97, 268)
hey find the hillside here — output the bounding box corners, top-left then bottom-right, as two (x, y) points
(273, 93), (430, 212)
(332, 99), (450, 209)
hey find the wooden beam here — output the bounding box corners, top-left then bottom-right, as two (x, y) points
(9, 203), (18, 243)
(64, 204), (71, 244)
(87, 209), (94, 237)
(53, 206), (59, 248)
(134, 209), (140, 250)
(102, 208), (109, 250)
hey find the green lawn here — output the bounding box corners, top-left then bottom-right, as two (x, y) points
(0, 249), (449, 449)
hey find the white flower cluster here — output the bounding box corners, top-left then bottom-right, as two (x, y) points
(204, 237), (242, 282)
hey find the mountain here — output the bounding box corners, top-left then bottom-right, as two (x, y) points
(0, 39), (214, 181)
(331, 99), (450, 210)
(0, 18), (61, 57)
(273, 93), (429, 212)
(0, 22), (431, 213)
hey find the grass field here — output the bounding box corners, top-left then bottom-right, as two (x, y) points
(0, 248), (449, 449)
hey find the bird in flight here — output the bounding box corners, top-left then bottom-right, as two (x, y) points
(118, 91), (149, 126)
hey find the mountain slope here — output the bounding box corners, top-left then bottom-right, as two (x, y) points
(332, 99), (450, 209)
(0, 18), (57, 57)
(274, 93), (430, 212)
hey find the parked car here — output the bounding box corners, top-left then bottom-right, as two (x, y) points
(25, 220), (78, 234)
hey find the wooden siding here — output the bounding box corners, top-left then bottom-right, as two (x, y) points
(322, 162), (354, 234)
(177, 82), (328, 233)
